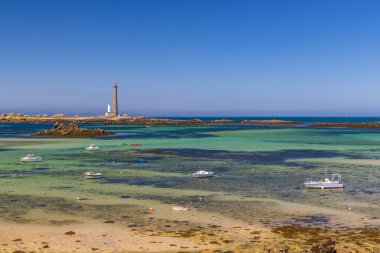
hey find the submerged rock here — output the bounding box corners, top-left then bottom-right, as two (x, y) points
(36, 122), (114, 137)
(309, 240), (336, 253)
(312, 122), (380, 129)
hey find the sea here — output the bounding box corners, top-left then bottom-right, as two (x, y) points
(162, 116), (380, 123)
(0, 117), (379, 229)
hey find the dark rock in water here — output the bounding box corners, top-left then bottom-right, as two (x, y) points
(36, 122), (114, 137)
(312, 122), (380, 129)
(309, 240), (336, 253)
(138, 150), (176, 155)
(65, 231), (76, 235)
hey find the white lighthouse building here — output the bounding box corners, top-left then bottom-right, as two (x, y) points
(105, 104), (111, 116)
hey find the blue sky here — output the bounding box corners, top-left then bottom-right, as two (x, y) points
(1, 0), (380, 116)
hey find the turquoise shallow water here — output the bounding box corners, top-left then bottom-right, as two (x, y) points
(0, 123), (379, 227)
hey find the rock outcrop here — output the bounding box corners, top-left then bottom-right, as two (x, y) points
(264, 240), (337, 253)
(106, 117), (301, 126)
(311, 122), (380, 129)
(36, 122), (114, 137)
(0, 113), (302, 126)
(309, 240), (336, 253)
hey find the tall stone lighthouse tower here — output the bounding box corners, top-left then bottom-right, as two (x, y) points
(113, 80), (118, 116)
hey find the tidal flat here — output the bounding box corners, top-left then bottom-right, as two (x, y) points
(0, 123), (379, 252)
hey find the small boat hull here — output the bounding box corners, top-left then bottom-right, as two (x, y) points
(304, 173), (344, 189)
(84, 172), (103, 179)
(85, 175), (103, 179)
(193, 174), (214, 178)
(21, 154), (42, 162)
(192, 171), (214, 178)
(86, 144), (99, 150)
(304, 182), (344, 189)
(21, 158), (42, 162)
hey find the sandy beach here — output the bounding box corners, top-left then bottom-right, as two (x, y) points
(0, 194), (379, 253)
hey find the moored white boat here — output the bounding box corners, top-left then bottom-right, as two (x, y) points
(84, 171), (103, 179)
(86, 144), (99, 150)
(21, 154), (42, 162)
(192, 170), (214, 178)
(304, 173), (344, 189)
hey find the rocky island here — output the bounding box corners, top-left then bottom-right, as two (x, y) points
(35, 122), (114, 137)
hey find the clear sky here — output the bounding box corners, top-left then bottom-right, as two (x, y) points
(1, 0), (380, 117)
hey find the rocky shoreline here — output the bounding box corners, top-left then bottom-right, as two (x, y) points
(3, 114), (380, 129)
(1, 114), (302, 126)
(35, 122), (114, 137)
(311, 122), (380, 129)
(106, 117), (302, 126)
(0, 114), (301, 126)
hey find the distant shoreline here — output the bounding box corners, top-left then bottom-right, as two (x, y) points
(3, 114), (380, 129)
(0, 114), (300, 126)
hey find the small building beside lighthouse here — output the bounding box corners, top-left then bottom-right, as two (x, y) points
(105, 104), (111, 116)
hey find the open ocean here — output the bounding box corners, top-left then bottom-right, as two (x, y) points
(163, 116), (380, 123)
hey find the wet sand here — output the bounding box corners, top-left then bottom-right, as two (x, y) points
(0, 194), (379, 252)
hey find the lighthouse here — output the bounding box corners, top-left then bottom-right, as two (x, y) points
(106, 81), (119, 117)
(113, 80), (118, 116)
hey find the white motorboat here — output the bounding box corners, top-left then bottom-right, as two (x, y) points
(304, 173), (344, 189)
(84, 171), (103, 179)
(192, 170), (214, 178)
(172, 206), (191, 211)
(86, 144), (99, 150)
(21, 154), (42, 162)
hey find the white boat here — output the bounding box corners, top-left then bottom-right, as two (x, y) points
(172, 206), (191, 211)
(21, 154), (42, 162)
(84, 171), (103, 179)
(192, 170), (214, 178)
(304, 173), (344, 189)
(86, 144), (99, 150)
